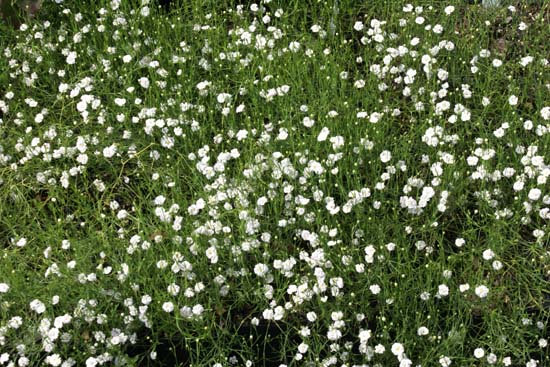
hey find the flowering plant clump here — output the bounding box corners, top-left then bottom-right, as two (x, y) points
(0, 1), (549, 366)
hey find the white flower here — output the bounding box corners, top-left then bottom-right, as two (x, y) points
(289, 41), (301, 52)
(369, 112), (382, 124)
(354, 21), (364, 31)
(0, 283), (9, 293)
(455, 238), (465, 248)
(358, 329), (371, 343)
(508, 95), (518, 106)
(492, 260), (503, 271)
(217, 93), (231, 104)
(327, 327), (342, 341)
(444, 6), (455, 15)
(459, 283), (470, 293)
(254, 263), (269, 277)
(114, 98), (126, 106)
(103, 145), (117, 158)
(528, 188), (541, 201)
(354, 79), (365, 89)
(437, 284), (449, 297)
(540, 107), (550, 120)
(167, 283), (180, 296)
(302, 116), (315, 128)
(205, 246), (218, 263)
(298, 342), (309, 354)
(475, 285), (489, 298)
(76, 154), (88, 165)
(192, 304), (204, 316)
(439, 356), (452, 367)
(306, 311), (317, 322)
(162, 302), (174, 313)
(317, 127), (330, 142)
(520, 56), (533, 67)
(417, 326), (429, 336)
(380, 150), (392, 163)
(15, 237), (27, 247)
(391, 342), (404, 356)
(45, 354), (62, 366)
(369, 284), (381, 294)
(30, 299), (46, 314)
(273, 306), (285, 320)
(66, 51), (77, 65)
(474, 348), (485, 359)
(492, 59), (503, 68)
(139, 77), (150, 89)
(482, 249), (495, 260)
(122, 55), (132, 63)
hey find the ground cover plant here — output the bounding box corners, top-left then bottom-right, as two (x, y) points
(0, 0), (549, 366)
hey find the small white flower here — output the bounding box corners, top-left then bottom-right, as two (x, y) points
(528, 188), (542, 201)
(30, 299), (46, 314)
(492, 260), (503, 271)
(103, 145), (117, 158)
(540, 107), (550, 120)
(66, 51), (77, 65)
(45, 354), (62, 366)
(302, 116), (315, 128)
(254, 263), (269, 277)
(15, 237), (27, 247)
(139, 77), (150, 89)
(306, 311), (317, 322)
(487, 353), (497, 364)
(298, 342), (309, 354)
(114, 98), (126, 106)
(482, 249), (495, 260)
(380, 150), (392, 163)
(417, 326), (429, 336)
(354, 21), (364, 31)
(167, 283), (180, 296)
(459, 283), (470, 292)
(216, 93), (231, 104)
(192, 304), (204, 315)
(437, 284), (449, 297)
(317, 127), (330, 142)
(444, 6), (455, 15)
(0, 283), (9, 293)
(455, 238), (465, 248)
(475, 285), (489, 298)
(508, 95), (518, 106)
(391, 342), (405, 356)
(162, 301), (174, 313)
(474, 348), (485, 359)
(289, 41), (301, 52)
(439, 356), (452, 367)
